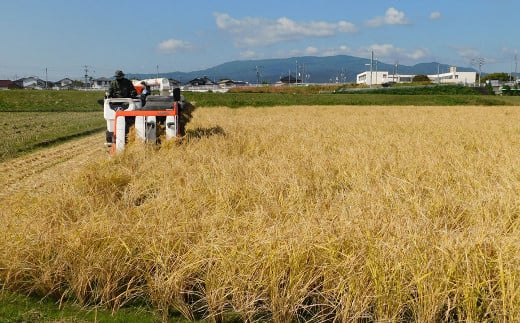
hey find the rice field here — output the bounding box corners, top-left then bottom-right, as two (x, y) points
(2, 105), (520, 322)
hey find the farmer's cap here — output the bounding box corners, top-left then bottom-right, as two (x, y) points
(114, 70), (124, 79)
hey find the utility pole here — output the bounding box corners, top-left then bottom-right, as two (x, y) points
(45, 67), (48, 89)
(255, 66), (263, 85)
(295, 60), (298, 85)
(375, 58), (378, 85)
(395, 60), (399, 83)
(515, 51), (518, 82)
(370, 51), (373, 88)
(83, 65), (89, 89)
(471, 57), (485, 86)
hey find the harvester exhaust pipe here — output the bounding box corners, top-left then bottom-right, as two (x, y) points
(173, 88), (181, 101)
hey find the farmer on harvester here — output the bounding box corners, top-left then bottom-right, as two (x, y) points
(108, 70), (136, 98)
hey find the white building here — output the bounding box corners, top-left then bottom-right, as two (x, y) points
(92, 77), (112, 90)
(356, 71), (393, 86)
(428, 67), (476, 85)
(356, 66), (476, 86)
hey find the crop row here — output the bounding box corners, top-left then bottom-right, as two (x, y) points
(0, 111), (105, 162)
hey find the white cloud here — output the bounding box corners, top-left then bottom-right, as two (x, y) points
(455, 47), (480, 60)
(322, 45), (351, 56)
(368, 44), (400, 56)
(453, 47), (489, 67)
(353, 44), (428, 64)
(288, 46), (319, 56)
(214, 12), (357, 47)
(285, 45), (350, 57)
(405, 49), (428, 60)
(365, 8), (410, 27)
(339, 45), (349, 52)
(304, 46), (320, 55)
(157, 39), (192, 53)
(240, 50), (260, 59)
(430, 11), (441, 20)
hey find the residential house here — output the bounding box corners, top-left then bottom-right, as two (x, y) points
(54, 78), (74, 90)
(169, 79), (181, 87)
(92, 77), (112, 90)
(218, 79), (249, 88)
(186, 76), (216, 86)
(183, 76), (221, 92)
(14, 77), (48, 89)
(0, 80), (18, 90)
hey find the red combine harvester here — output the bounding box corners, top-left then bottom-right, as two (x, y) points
(102, 78), (185, 155)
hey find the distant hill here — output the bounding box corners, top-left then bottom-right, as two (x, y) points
(128, 55), (477, 85)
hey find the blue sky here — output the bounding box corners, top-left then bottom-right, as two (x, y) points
(2, 0), (519, 81)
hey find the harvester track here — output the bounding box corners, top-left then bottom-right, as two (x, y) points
(0, 132), (107, 199)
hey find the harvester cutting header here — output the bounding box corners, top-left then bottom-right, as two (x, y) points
(102, 70), (193, 155)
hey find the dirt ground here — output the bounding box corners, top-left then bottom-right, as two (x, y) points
(0, 132), (108, 199)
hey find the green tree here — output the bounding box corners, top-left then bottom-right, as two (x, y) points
(501, 84), (511, 95)
(485, 81), (495, 95)
(481, 72), (511, 83)
(72, 80), (84, 88)
(412, 74), (431, 83)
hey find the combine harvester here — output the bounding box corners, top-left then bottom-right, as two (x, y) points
(102, 78), (185, 155)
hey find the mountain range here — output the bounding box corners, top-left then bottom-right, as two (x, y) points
(128, 55), (477, 85)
